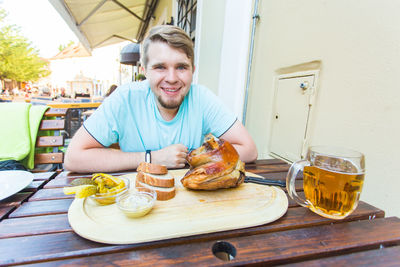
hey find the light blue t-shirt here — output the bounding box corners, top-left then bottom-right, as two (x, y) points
(84, 81), (236, 152)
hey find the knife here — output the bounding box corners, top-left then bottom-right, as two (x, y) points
(244, 176), (286, 187)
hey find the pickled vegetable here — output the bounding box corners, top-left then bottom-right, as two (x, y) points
(63, 185), (97, 198)
(63, 173), (127, 203)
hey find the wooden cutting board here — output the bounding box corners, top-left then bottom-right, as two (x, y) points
(68, 169), (288, 244)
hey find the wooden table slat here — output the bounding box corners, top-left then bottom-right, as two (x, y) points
(283, 245), (400, 267)
(33, 172), (57, 181)
(245, 158), (288, 166)
(7, 199), (73, 218)
(24, 180), (47, 192)
(0, 214), (70, 239)
(254, 171), (288, 180)
(29, 188), (73, 201)
(0, 192), (33, 208)
(246, 164), (290, 174)
(53, 171), (92, 179)
(44, 178), (83, 188)
(0, 207), (15, 221)
(2, 217), (399, 266)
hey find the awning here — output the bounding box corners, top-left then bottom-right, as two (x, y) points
(50, 43), (91, 59)
(49, 0), (159, 51)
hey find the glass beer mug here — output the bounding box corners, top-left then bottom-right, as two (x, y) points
(286, 146), (365, 219)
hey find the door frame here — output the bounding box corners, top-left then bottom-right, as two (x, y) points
(269, 70), (320, 162)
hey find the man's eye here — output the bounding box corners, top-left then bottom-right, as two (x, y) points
(154, 65), (165, 69)
(177, 65), (187, 70)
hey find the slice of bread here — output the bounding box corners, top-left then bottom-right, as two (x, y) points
(135, 180), (176, 201)
(137, 162), (168, 175)
(136, 171), (175, 188)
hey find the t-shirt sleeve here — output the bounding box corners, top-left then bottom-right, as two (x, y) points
(83, 91), (121, 147)
(199, 86), (237, 138)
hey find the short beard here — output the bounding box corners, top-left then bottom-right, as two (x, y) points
(157, 95), (185, 109)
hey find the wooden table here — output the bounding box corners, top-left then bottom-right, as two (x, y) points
(1, 159), (399, 266)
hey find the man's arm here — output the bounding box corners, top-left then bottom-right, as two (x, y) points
(64, 127), (188, 173)
(220, 120), (258, 163)
(64, 127), (143, 173)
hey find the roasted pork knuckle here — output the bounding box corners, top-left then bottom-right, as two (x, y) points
(181, 134), (245, 190)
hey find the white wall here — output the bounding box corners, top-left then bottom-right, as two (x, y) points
(195, 0), (253, 120)
(246, 0), (400, 217)
(194, 0), (226, 94)
(217, 0), (253, 120)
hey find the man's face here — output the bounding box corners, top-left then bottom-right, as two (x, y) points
(145, 41), (194, 110)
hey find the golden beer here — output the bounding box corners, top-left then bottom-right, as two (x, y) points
(303, 166), (365, 219)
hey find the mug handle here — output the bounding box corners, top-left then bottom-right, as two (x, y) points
(286, 160), (310, 208)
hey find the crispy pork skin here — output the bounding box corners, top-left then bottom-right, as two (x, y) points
(187, 135), (239, 168)
(181, 134), (245, 190)
(181, 160), (245, 190)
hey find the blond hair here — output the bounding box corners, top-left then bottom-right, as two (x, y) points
(141, 25), (194, 68)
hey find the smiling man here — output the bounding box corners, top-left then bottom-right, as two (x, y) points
(64, 25), (257, 173)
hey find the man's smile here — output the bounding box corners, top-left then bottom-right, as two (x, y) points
(161, 86), (181, 95)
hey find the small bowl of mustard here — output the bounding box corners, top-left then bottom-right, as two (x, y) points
(116, 187), (156, 218)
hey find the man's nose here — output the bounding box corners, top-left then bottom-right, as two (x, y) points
(165, 68), (178, 82)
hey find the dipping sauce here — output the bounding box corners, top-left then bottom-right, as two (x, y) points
(116, 190), (156, 218)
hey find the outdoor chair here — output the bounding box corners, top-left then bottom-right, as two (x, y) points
(33, 108), (67, 172)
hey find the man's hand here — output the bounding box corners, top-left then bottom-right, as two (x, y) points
(152, 144), (188, 168)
